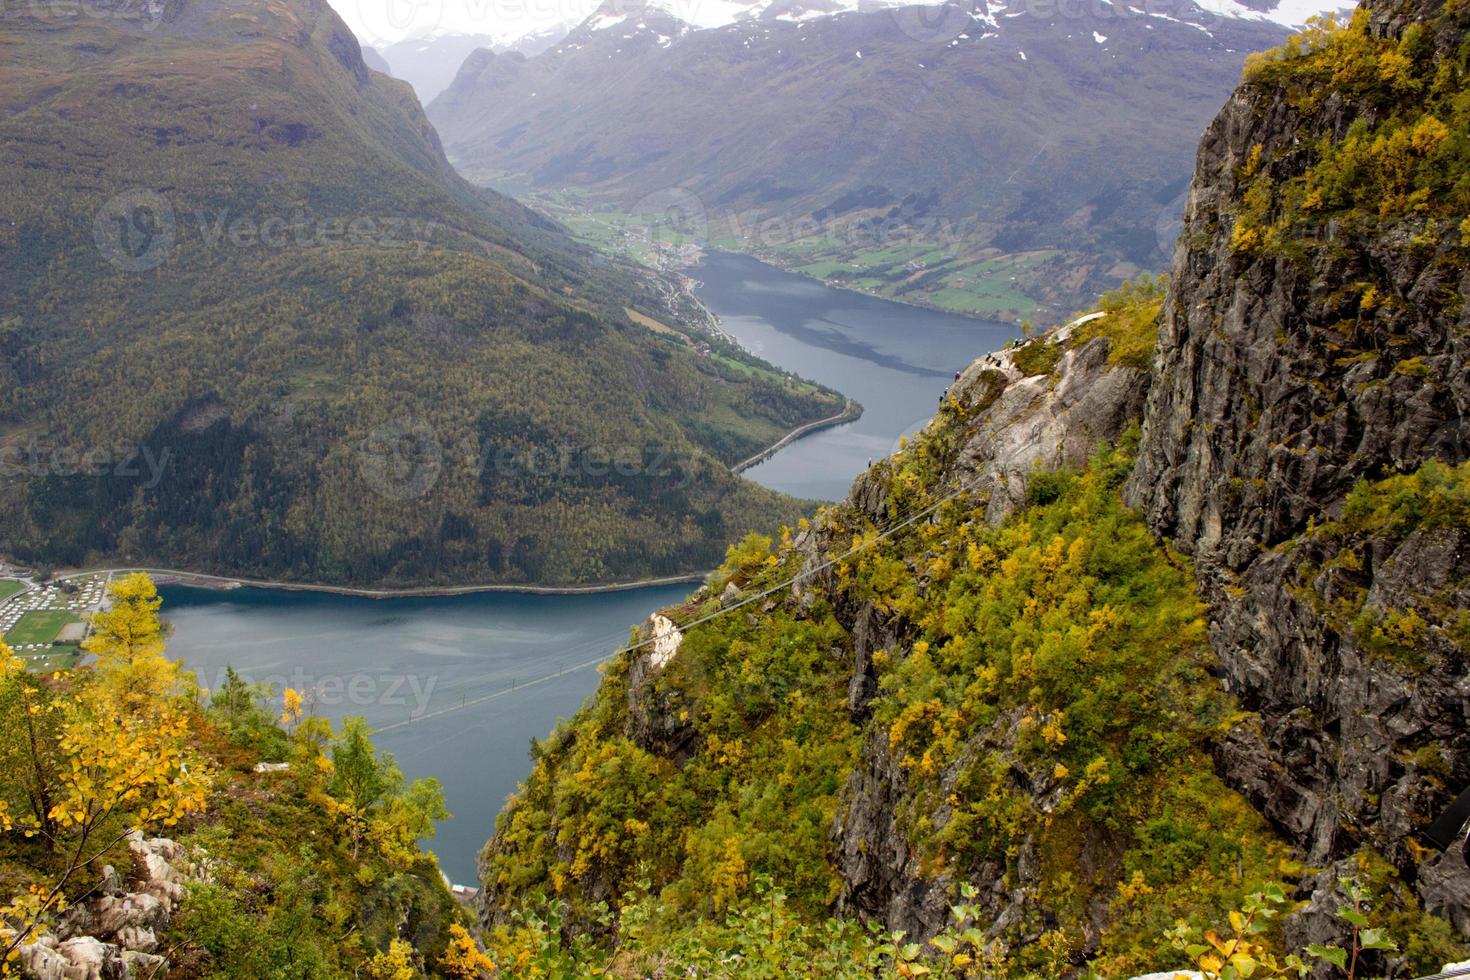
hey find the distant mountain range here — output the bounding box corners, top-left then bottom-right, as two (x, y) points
(371, 29), (571, 102)
(427, 0), (1350, 318)
(0, 0), (843, 586)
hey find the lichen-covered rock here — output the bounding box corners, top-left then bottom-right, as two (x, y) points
(15, 937), (66, 980)
(949, 335), (1149, 526)
(626, 615), (699, 765)
(843, 329), (1148, 531)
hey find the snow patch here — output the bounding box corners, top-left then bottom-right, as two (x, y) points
(586, 11), (627, 30)
(1191, 0), (1351, 28)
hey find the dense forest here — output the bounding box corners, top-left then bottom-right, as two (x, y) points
(0, 0), (844, 586)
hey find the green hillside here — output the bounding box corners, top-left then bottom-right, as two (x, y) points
(0, 0), (843, 586)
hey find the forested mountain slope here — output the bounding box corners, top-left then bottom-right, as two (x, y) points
(467, 0), (1470, 971)
(0, 0), (843, 586)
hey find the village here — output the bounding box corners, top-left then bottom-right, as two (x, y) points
(0, 564), (111, 672)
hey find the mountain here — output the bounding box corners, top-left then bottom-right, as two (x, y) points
(382, 33), (497, 103)
(469, 0), (1470, 970)
(0, 0), (846, 586)
(370, 28), (573, 103)
(388, 28), (573, 102)
(361, 43), (392, 73)
(376, 33), (535, 103)
(428, 0), (1348, 320)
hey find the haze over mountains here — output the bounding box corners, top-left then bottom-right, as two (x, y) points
(426, 0), (1350, 317)
(0, 0), (843, 586)
(368, 28), (571, 102)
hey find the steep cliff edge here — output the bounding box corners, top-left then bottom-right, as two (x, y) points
(1125, 0), (1470, 930)
(472, 0), (1470, 971)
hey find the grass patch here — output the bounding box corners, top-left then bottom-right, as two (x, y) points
(0, 580), (24, 602)
(4, 610), (82, 646)
(1076, 274), (1166, 369)
(1012, 341), (1063, 376)
(19, 648), (82, 673)
(623, 307), (684, 339)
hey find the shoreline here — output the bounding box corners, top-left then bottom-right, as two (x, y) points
(731, 399), (862, 474)
(37, 567), (708, 600)
(7, 387), (862, 604)
(3, 251), (892, 606)
(687, 245), (1035, 326)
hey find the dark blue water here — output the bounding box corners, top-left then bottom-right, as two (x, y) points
(693, 252), (1017, 500)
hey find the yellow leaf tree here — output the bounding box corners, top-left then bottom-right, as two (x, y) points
(0, 630), (213, 967)
(82, 573), (176, 707)
(439, 923), (496, 978)
(365, 938), (419, 980)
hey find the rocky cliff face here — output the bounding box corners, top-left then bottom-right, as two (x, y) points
(1126, 0), (1470, 931)
(476, 0), (1470, 962)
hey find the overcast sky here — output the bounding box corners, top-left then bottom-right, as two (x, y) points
(330, 0), (602, 47)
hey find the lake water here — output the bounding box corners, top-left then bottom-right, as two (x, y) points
(161, 254), (1017, 885)
(693, 252), (1017, 500)
(161, 582), (692, 885)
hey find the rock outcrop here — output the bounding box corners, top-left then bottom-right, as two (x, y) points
(822, 325), (1155, 938)
(15, 833), (203, 980)
(845, 326), (1150, 531)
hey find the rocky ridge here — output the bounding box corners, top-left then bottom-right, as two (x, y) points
(1126, 0), (1470, 934)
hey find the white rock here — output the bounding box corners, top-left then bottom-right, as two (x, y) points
(646, 614), (683, 670)
(17, 939), (68, 980)
(57, 936), (114, 980)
